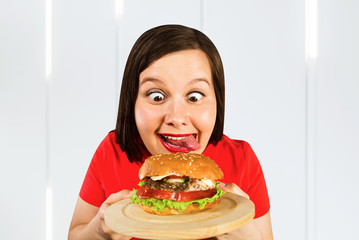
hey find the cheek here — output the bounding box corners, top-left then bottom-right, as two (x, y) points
(135, 103), (160, 135)
(192, 103), (217, 132)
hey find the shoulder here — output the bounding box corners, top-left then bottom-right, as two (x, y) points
(96, 131), (119, 152)
(220, 135), (259, 162)
(210, 134), (253, 153)
(205, 134), (260, 170)
(204, 134), (253, 164)
(91, 131), (126, 165)
(98, 131), (116, 148)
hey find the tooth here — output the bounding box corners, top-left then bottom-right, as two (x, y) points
(164, 136), (186, 140)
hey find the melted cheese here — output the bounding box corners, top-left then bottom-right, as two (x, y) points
(150, 173), (180, 181)
(201, 179), (215, 188)
(188, 179), (215, 191)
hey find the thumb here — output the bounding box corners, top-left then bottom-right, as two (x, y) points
(218, 182), (249, 199)
(99, 190), (133, 221)
(105, 189), (133, 205)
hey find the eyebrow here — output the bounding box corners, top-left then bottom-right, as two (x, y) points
(140, 77), (211, 87)
(139, 77), (164, 86)
(190, 78), (211, 86)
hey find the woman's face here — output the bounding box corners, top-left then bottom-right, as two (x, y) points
(135, 49), (217, 155)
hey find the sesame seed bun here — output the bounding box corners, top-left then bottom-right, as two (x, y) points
(139, 153), (224, 180)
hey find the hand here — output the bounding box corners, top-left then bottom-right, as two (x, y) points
(218, 182), (249, 199)
(213, 222), (262, 240)
(98, 190), (133, 240)
(215, 183), (262, 240)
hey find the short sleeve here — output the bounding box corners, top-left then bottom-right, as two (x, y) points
(79, 139), (107, 207)
(243, 142), (270, 218)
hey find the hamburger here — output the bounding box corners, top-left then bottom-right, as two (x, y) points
(131, 152), (225, 215)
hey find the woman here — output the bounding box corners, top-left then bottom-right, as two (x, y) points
(68, 24), (273, 240)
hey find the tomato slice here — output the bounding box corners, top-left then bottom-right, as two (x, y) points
(177, 188), (217, 202)
(165, 175), (186, 179)
(137, 186), (176, 200)
(137, 186), (217, 202)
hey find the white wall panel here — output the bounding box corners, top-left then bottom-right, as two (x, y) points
(0, 1), (46, 239)
(51, 1), (117, 239)
(117, 0), (202, 99)
(316, 0), (359, 239)
(204, 1), (306, 239)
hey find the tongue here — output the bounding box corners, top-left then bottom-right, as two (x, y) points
(166, 135), (201, 151)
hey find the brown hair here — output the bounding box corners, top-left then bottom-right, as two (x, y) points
(114, 24), (225, 163)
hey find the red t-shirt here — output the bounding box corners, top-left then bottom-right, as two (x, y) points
(80, 132), (270, 238)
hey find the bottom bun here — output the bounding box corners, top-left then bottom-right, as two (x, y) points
(138, 198), (221, 216)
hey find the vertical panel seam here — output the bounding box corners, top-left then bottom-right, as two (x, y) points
(45, 0), (53, 239)
(200, 0), (204, 31)
(115, 0), (124, 109)
(305, 0), (318, 238)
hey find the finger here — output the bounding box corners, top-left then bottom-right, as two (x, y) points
(102, 220), (113, 235)
(218, 182), (249, 199)
(100, 190), (133, 220)
(110, 233), (132, 240)
(102, 222), (131, 240)
(105, 190), (133, 205)
(215, 235), (226, 240)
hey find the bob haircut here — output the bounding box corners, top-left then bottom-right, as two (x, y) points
(114, 24), (225, 163)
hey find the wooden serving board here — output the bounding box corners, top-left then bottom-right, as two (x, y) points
(104, 193), (255, 240)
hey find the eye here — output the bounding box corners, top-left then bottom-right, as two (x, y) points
(147, 91), (165, 102)
(187, 91), (204, 102)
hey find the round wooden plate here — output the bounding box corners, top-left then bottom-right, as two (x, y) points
(104, 193), (255, 240)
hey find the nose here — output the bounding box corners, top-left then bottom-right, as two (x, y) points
(164, 98), (189, 128)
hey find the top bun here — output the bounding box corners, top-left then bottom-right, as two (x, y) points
(139, 153), (223, 180)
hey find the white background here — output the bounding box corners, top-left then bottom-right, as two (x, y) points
(1, 0), (358, 239)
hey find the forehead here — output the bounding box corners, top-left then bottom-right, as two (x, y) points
(139, 49), (212, 84)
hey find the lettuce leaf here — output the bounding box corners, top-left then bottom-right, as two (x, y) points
(131, 182), (226, 212)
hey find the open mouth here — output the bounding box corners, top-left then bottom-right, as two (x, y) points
(158, 133), (201, 153)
